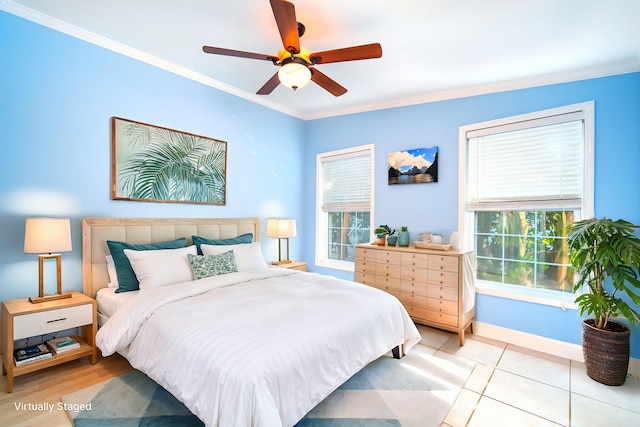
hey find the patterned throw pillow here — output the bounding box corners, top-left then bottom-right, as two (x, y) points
(187, 251), (238, 280)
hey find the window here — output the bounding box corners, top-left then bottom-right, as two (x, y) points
(316, 144), (374, 271)
(459, 102), (594, 298)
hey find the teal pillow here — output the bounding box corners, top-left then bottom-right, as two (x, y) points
(192, 233), (253, 255)
(187, 251), (238, 279)
(107, 238), (187, 293)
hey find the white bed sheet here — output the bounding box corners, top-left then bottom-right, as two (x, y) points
(95, 287), (139, 326)
(96, 269), (421, 427)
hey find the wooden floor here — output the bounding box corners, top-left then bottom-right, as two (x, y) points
(0, 354), (133, 426)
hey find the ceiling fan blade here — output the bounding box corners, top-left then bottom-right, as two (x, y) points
(202, 46), (278, 62)
(257, 72), (281, 95)
(310, 43), (382, 64)
(270, 0), (300, 53)
(310, 68), (347, 97)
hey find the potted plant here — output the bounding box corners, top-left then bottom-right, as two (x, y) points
(567, 217), (640, 385)
(374, 225), (395, 246)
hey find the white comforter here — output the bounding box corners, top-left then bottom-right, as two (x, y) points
(96, 269), (421, 427)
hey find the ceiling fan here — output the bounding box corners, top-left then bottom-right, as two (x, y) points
(202, 0), (382, 97)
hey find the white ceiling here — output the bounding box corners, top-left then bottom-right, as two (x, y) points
(4, 0), (640, 120)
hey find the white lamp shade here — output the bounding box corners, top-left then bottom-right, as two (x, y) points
(278, 62), (311, 90)
(24, 218), (72, 254)
(266, 218), (297, 239)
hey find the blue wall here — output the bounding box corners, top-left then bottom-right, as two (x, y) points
(303, 73), (640, 357)
(3, 10), (640, 358)
(0, 12), (305, 302)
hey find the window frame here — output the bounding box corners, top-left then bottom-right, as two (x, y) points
(315, 144), (375, 272)
(458, 102), (594, 306)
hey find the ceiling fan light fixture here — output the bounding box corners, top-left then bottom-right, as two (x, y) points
(278, 60), (311, 91)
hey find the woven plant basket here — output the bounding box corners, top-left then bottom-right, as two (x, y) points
(582, 319), (630, 386)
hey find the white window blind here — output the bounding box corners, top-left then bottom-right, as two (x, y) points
(467, 112), (585, 211)
(320, 151), (371, 212)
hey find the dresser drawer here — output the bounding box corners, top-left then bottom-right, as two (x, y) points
(400, 292), (427, 309)
(401, 252), (429, 268)
(401, 266), (429, 282)
(405, 306), (458, 327)
(427, 284), (458, 302)
(13, 304), (93, 340)
(427, 270), (459, 287)
(375, 263), (402, 279)
(376, 250), (402, 265)
(354, 271), (376, 286)
(374, 275), (401, 294)
(355, 247), (378, 262)
(355, 260), (377, 274)
(400, 280), (428, 297)
(428, 255), (459, 273)
(427, 298), (458, 315)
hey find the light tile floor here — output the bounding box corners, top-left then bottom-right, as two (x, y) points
(413, 325), (640, 427)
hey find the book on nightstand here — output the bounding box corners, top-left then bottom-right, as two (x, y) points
(46, 336), (81, 354)
(14, 343), (53, 366)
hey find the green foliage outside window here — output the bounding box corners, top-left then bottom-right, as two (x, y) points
(475, 210), (575, 292)
(328, 212), (370, 262)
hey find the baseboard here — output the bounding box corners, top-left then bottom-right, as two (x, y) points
(472, 321), (585, 362)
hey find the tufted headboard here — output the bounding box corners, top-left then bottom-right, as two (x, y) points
(82, 217), (260, 298)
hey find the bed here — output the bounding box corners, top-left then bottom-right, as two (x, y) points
(83, 217), (421, 427)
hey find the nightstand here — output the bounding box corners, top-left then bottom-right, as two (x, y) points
(272, 261), (307, 271)
(1, 291), (97, 392)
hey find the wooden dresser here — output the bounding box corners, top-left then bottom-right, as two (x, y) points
(354, 244), (475, 345)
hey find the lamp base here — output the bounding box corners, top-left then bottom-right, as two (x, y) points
(271, 260), (292, 265)
(30, 292), (72, 304)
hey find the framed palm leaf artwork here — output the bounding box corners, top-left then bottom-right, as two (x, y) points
(112, 117), (227, 205)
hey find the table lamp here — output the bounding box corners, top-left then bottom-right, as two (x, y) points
(24, 218), (72, 303)
(266, 218), (297, 264)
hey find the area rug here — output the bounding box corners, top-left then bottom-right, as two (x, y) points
(61, 343), (473, 427)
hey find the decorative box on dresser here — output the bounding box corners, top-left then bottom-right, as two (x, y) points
(355, 244), (475, 345)
(1, 291), (97, 392)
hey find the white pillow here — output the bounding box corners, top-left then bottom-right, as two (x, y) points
(106, 255), (118, 288)
(124, 245), (197, 290)
(201, 242), (268, 272)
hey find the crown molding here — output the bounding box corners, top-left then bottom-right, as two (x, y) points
(0, 0), (305, 119)
(4, 0), (639, 122)
(303, 59), (640, 120)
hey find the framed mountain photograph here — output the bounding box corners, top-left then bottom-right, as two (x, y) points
(388, 146), (438, 185)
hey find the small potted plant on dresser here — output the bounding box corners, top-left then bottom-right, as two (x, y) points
(567, 217), (640, 385)
(374, 225), (395, 246)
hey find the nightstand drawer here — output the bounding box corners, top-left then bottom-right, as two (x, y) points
(13, 304), (93, 340)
